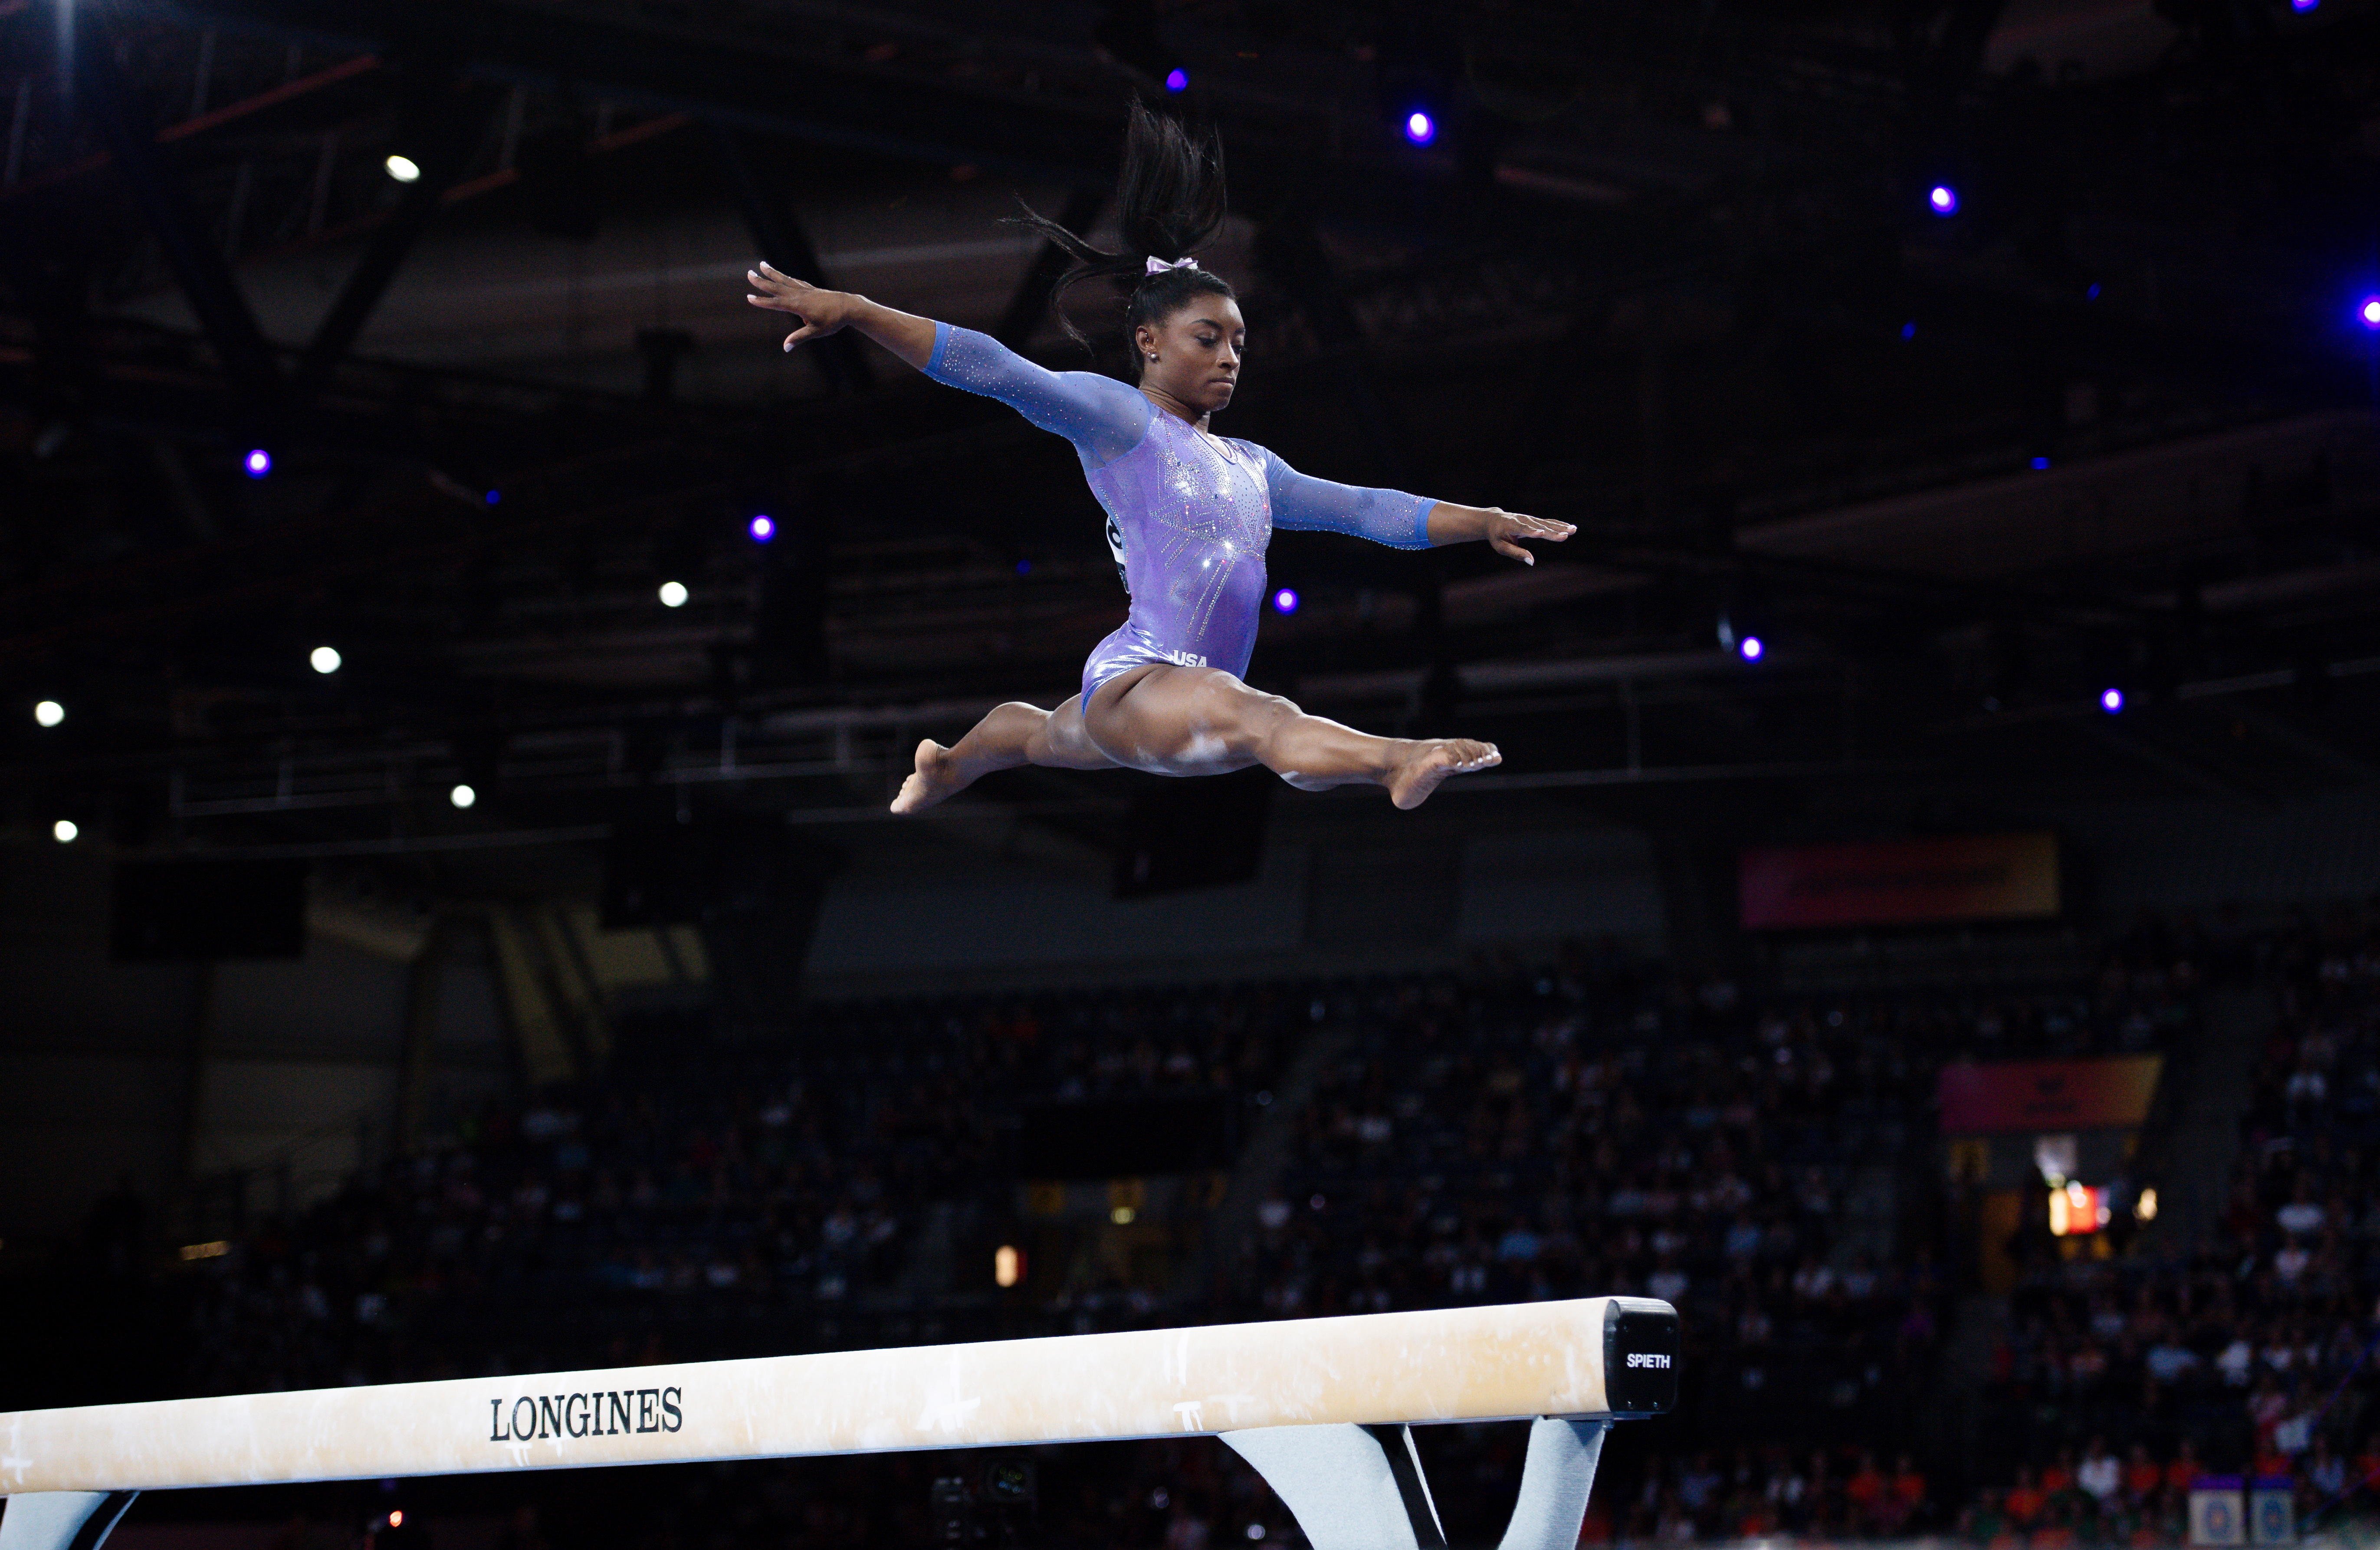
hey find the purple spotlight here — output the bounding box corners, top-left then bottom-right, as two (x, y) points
(1927, 184), (1959, 216)
(2291, 0), (2318, 11)
(1404, 110), (1436, 146)
(2360, 295), (2380, 330)
(243, 448), (272, 478)
(1163, 67), (1188, 92)
(749, 514), (775, 542)
(1272, 587), (1299, 615)
(1738, 635), (1764, 662)
(2100, 687), (2125, 714)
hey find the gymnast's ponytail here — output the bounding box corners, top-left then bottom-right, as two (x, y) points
(1011, 99), (1235, 373)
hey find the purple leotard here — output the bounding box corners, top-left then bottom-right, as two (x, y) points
(923, 323), (1433, 702)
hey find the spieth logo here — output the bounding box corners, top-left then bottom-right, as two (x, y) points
(490, 1386), (683, 1442)
(1624, 1353), (1672, 1369)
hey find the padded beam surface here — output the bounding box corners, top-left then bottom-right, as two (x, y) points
(0, 1297), (1674, 1495)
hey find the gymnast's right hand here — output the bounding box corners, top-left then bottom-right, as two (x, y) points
(745, 263), (856, 351)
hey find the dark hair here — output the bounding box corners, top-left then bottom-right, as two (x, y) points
(1012, 100), (1235, 372)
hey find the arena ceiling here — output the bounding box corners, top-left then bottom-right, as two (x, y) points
(3, 0), (2378, 863)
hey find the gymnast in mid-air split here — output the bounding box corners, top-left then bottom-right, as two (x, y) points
(745, 104), (1572, 813)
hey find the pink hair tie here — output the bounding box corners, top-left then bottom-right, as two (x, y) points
(1144, 256), (1199, 276)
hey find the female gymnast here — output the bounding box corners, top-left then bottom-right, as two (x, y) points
(744, 105), (1572, 813)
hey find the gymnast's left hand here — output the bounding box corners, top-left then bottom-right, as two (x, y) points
(1427, 503), (1574, 563)
(1471, 507), (1577, 566)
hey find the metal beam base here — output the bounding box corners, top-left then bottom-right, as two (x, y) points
(0, 1493), (138, 1550)
(1224, 1416), (1607, 1550)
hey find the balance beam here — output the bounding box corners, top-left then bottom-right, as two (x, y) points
(0, 1297), (1677, 1550)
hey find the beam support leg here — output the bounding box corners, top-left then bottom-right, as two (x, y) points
(1224, 1417), (1609, 1550)
(0, 1492), (138, 1550)
(1223, 1422), (1445, 1550)
(1498, 1418), (1609, 1550)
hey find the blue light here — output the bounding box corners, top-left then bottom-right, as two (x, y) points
(1739, 635), (1764, 662)
(2100, 687), (2124, 714)
(1164, 67), (1188, 92)
(1015, 559), (1032, 576)
(1927, 184), (1959, 217)
(1900, 321), (1917, 340)
(2292, 0), (2318, 11)
(1403, 111), (1436, 146)
(2360, 295), (2380, 331)
(1272, 588), (1299, 615)
(2086, 282), (2102, 301)
(484, 489), (501, 505)
(2031, 456), (2052, 470)
(749, 514), (775, 542)
(243, 448), (272, 478)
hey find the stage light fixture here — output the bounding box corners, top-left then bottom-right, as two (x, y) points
(1015, 559), (1032, 576)
(994, 1245), (1023, 1287)
(449, 783), (476, 809)
(244, 448), (272, 478)
(1717, 603), (1770, 660)
(658, 580), (689, 608)
(2360, 295), (2380, 330)
(1272, 588), (1299, 614)
(52, 820), (77, 844)
(309, 646), (342, 675)
(2100, 687), (2124, 714)
(384, 154), (421, 184)
(1927, 184), (1959, 217)
(484, 489), (501, 505)
(2292, 0), (2318, 11)
(2031, 456), (2052, 470)
(1404, 110), (1437, 146)
(1164, 67), (1188, 92)
(748, 515), (775, 542)
(34, 699), (63, 727)
(1901, 321), (1917, 340)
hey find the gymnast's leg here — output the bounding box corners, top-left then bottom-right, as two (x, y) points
(1084, 664), (1499, 810)
(890, 696), (1117, 813)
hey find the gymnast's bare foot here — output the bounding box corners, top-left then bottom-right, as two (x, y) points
(890, 739), (968, 814)
(1385, 738), (1500, 810)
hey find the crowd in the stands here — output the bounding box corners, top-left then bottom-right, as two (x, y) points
(182, 985), (1295, 1396)
(1966, 906), (2380, 1544)
(54, 910), (2318, 1545)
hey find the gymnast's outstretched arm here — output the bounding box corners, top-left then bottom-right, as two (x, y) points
(1260, 447), (1576, 565)
(745, 263), (1150, 465)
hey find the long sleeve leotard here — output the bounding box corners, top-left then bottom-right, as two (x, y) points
(922, 323), (1433, 701)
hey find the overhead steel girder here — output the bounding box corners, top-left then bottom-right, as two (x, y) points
(994, 186), (1106, 351)
(296, 79), (505, 391)
(134, 0), (1524, 234)
(709, 120), (870, 394)
(145, 0), (1121, 186)
(75, 15), (282, 404)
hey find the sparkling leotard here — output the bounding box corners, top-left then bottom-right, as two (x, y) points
(923, 324), (1433, 702)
